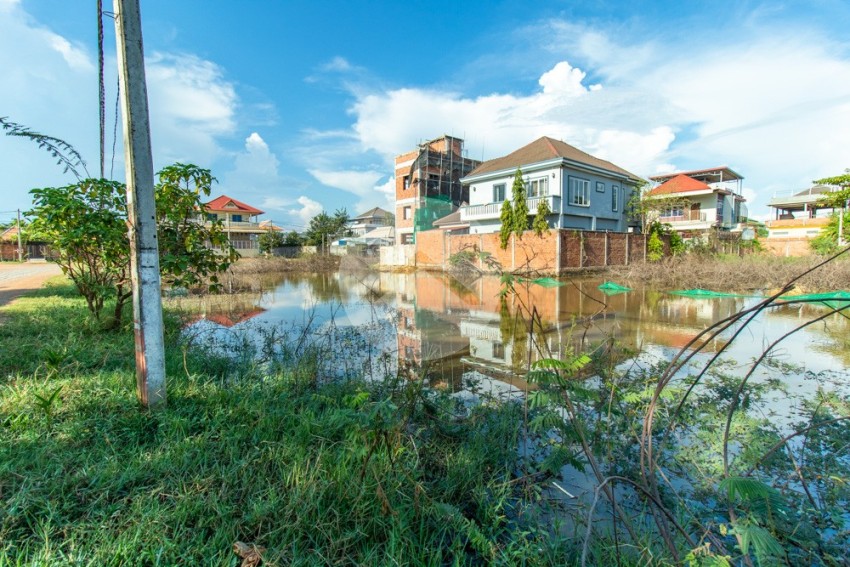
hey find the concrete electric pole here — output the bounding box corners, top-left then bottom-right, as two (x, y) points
(113, 0), (167, 407)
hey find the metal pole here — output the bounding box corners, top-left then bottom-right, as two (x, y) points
(16, 209), (23, 262)
(114, 0), (166, 408)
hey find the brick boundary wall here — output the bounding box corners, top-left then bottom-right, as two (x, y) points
(415, 228), (661, 274)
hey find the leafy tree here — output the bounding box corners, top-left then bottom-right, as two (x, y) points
(29, 179), (131, 326)
(511, 169), (529, 238)
(155, 164), (238, 291)
(669, 229), (685, 255)
(814, 170), (850, 208)
(627, 179), (690, 233)
(499, 199), (514, 250)
(305, 208), (350, 250)
(28, 164), (237, 328)
(810, 170), (850, 252)
(810, 211), (849, 254)
(258, 230), (286, 253)
(647, 231), (664, 261)
(283, 230), (304, 247)
(532, 198), (552, 236)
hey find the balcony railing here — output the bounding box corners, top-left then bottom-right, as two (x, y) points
(659, 210), (709, 223)
(460, 195), (561, 222)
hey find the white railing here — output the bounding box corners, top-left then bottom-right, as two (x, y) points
(460, 195), (561, 221)
(659, 210), (709, 223)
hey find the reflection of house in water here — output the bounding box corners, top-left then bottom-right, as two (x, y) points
(388, 271), (642, 389)
(385, 271), (772, 390)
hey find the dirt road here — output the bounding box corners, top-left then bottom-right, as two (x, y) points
(0, 262), (63, 308)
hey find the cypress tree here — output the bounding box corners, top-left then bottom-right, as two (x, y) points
(532, 198), (551, 236)
(511, 168), (528, 238)
(499, 199), (514, 249)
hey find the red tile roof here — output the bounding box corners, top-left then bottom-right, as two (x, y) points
(647, 174), (712, 196)
(204, 195), (264, 215)
(465, 136), (640, 181)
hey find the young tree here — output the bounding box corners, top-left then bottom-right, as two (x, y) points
(626, 179), (689, 233)
(155, 164), (238, 292)
(258, 230), (286, 253)
(532, 198), (552, 236)
(28, 164), (237, 328)
(283, 230), (304, 247)
(29, 179), (131, 326)
(813, 170), (850, 249)
(305, 208), (350, 250)
(511, 169), (529, 238)
(499, 199), (514, 249)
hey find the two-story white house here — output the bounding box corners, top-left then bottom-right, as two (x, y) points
(646, 167), (748, 233)
(348, 207), (394, 236)
(459, 136), (641, 234)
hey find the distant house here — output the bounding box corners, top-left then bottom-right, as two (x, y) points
(348, 207), (394, 236)
(432, 208), (468, 235)
(765, 185), (843, 237)
(202, 195), (266, 255)
(646, 167), (747, 233)
(459, 136), (641, 234)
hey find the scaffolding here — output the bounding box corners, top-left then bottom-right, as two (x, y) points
(405, 136), (480, 237)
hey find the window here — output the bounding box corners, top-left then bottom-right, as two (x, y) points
(492, 342), (505, 360)
(611, 185), (619, 212)
(206, 213), (217, 221)
(403, 206), (412, 220)
(570, 177), (590, 206)
(596, 181), (605, 193)
(662, 206), (683, 218)
(403, 175), (410, 190)
(493, 183), (506, 202)
(231, 214), (243, 222)
(527, 177), (549, 197)
(401, 233), (415, 244)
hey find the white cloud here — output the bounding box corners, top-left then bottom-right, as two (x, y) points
(291, 195), (323, 225)
(321, 56), (354, 72)
(538, 61), (599, 96)
(330, 22), (850, 216)
(146, 52), (238, 165)
(346, 61), (675, 178)
(0, 2), (243, 214)
(307, 168), (384, 198)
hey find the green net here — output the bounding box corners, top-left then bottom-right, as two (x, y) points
(598, 281), (632, 296)
(780, 291), (850, 309)
(669, 289), (747, 298)
(413, 195), (454, 238)
(530, 277), (565, 288)
(598, 281), (632, 292)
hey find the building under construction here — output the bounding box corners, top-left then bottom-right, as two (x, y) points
(394, 135), (481, 245)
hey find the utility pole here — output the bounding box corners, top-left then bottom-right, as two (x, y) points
(114, 0), (166, 408)
(16, 209), (23, 262)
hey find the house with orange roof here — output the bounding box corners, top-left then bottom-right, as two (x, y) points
(202, 195), (267, 256)
(646, 167), (748, 233)
(459, 136), (642, 234)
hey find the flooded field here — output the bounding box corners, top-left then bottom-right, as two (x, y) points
(169, 269), (850, 559)
(173, 270), (849, 390)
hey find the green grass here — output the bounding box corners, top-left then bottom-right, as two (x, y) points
(0, 284), (572, 566)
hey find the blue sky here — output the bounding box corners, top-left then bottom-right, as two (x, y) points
(2, 0), (850, 229)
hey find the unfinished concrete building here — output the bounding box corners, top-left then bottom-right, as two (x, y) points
(394, 135), (481, 245)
